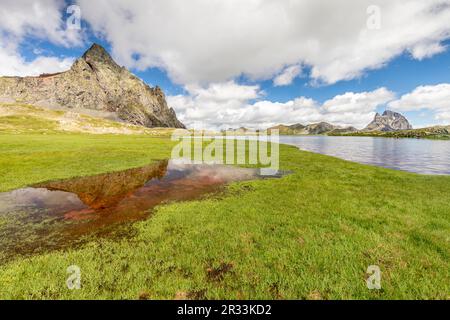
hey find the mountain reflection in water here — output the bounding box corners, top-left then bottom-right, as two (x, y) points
(0, 160), (267, 262)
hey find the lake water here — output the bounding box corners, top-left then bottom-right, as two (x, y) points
(278, 136), (450, 175)
(0, 160), (275, 262)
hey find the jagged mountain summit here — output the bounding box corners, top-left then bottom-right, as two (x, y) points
(266, 111), (413, 136)
(0, 44), (185, 128)
(363, 110), (412, 132)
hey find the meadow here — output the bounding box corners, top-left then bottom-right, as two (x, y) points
(0, 131), (449, 299)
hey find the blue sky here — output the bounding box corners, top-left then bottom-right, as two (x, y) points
(2, 1), (450, 129)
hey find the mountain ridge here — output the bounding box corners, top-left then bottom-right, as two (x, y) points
(267, 110), (414, 135)
(0, 43), (185, 128)
(268, 122), (357, 135)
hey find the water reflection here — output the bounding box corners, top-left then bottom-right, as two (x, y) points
(0, 160), (268, 262)
(278, 136), (450, 175)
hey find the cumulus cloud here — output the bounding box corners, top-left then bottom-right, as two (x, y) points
(273, 65), (303, 87)
(0, 47), (74, 77)
(168, 81), (262, 129)
(168, 83), (394, 130)
(77, 0), (450, 86)
(0, 0), (82, 76)
(1, 1), (448, 129)
(388, 83), (450, 122)
(0, 0), (82, 46)
(323, 88), (395, 113)
(409, 42), (447, 60)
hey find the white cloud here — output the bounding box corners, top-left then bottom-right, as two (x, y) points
(169, 83), (393, 130)
(409, 42), (446, 60)
(0, 1), (448, 129)
(168, 81), (262, 129)
(77, 0), (450, 86)
(388, 83), (450, 122)
(435, 112), (450, 122)
(323, 88), (395, 113)
(0, 0), (82, 76)
(185, 82), (261, 102)
(0, 47), (74, 76)
(0, 0), (82, 46)
(273, 65), (302, 87)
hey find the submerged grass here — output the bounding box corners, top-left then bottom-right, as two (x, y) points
(0, 133), (172, 192)
(0, 132), (449, 299)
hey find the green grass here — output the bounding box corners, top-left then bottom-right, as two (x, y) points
(0, 133), (173, 192)
(0, 115), (59, 132)
(332, 128), (450, 140)
(0, 132), (449, 299)
(0, 103), (179, 136)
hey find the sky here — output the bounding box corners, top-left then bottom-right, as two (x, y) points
(1, 0), (450, 130)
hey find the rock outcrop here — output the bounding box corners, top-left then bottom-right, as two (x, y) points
(269, 122), (357, 135)
(0, 44), (185, 128)
(363, 110), (412, 132)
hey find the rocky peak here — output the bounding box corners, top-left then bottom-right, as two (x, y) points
(304, 122), (329, 134)
(382, 110), (402, 119)
(0, 44), (185, 128)
(364, 110), (412, 132)
(82, 43), (117, 67)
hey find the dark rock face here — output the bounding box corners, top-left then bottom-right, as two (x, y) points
(364, 110), (412, 132)
(0, 44), (185, 128)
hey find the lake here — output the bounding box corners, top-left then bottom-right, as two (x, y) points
(278, 136), (450, 175)
(0, 160), (280, 262)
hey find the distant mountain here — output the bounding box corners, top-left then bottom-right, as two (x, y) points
(0, 43), (185, 128)
(331, 111), (450, 140)
(268, 124), (304, 135)
(342, 125), (450, 140)
(327, 126), (359, 134)
(267, 111), (413, 136)
(363, 110), (412, 132)
(223, 127), (251, 134)
(269, 122), (357, 135)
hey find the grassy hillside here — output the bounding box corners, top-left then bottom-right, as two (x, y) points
(0, 131), (449, 299)
(269, 124), (307, 135)
(0, 103), (177, 136)
(332, 126), (450, 140)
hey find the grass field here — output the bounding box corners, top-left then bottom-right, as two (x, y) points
(0, 103), (178, 136)
(0, 133), (172, 192)
(0, 131), (449, 299)
(331, 127), (450, 140)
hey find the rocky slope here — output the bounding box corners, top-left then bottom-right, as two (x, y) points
(363, 110), (412, 132)
(0, 44), (185, 128)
